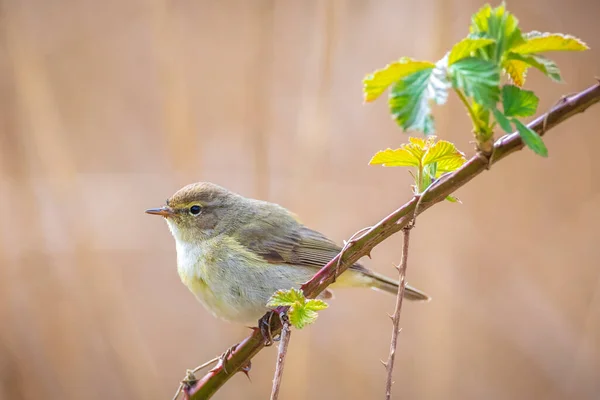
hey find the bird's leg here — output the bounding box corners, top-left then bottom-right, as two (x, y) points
(259, 311), (275, 346)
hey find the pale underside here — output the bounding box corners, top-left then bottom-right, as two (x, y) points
(173, 228), (373, 325)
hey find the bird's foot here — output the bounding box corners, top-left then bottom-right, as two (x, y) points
(258, 310), (285, 346)
(259, 311), (276, 346)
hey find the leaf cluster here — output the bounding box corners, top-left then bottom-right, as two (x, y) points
(267, 288), (328, 329)
(363, 3), (588, 156)
(370, 136), (466, 201)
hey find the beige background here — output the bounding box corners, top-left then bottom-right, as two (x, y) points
(1, 0), (599, 399)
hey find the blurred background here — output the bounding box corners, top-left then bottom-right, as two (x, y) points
(1, 0), (599, 399)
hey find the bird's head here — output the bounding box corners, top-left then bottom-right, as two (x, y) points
(146, 182), (242, 243)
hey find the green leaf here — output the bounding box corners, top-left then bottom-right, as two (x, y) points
(363, 58), (435, 102)
(446, 195), (462, 203)
(305, 299), (329, 311)
(512, 31), (589, 54)
(371, 136), (465, 174)
(448, 38), (495, 65)
(488, 4), (525, 58)
(422, 139), (467, 174)
(289, 307), (318, 330)
(370, 137), (441, 168)
(450, 57), (500, 107)
(371, 136), (466, 198)
(369, 147), (421, 167)
(501, 85), (539, 117)
(470, 4), (492, 33)
(469, 4), (525, 63)
(507, 53), (562, 82)
(513, 118), (548, 157)
(502, 58), (529, 86)
(424, 162), (437, 178)
(405, 137), (429, 160)
(492, 108), (513, 133)
(421, 163), (435, 192)
(267, 288), (328, 329)
(388, 59), (450, 134)
(267, 288), (305, 308)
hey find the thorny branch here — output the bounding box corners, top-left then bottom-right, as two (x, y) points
(182, 82), (600, 400)
(172, 357), (220, 400)
(270, 314), (291, 400)
(384, 227), (412, 399)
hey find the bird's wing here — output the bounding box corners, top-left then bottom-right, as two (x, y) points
(233, 204), (370, 274)
(233, 202), (431, 302)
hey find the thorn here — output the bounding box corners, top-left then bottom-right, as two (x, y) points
(241, 361), (252, 381)
(387, 313), (394, 321)
(380, 360), (388, 368)
(365, 250), (372, 259)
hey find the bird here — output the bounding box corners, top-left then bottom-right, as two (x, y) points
(146, 182), (429, 329)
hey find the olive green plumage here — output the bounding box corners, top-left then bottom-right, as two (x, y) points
(146, 182), (429, 325)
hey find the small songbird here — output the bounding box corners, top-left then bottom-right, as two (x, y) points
(146, 182), (429, 326)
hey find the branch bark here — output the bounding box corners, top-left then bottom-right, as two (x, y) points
(185, 82), (600, 400)
(270, 315), (291, 400)
(385, 227), (411, 399)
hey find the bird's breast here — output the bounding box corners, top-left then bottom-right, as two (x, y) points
(175, 239), (209, 283)
(172, 236), (275, 324)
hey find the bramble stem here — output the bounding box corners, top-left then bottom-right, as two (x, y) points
(385, 227), (412, 399)
(185, 82), (600, 400)
(455, 89), (481, 130)
(270, 315), (291, 400)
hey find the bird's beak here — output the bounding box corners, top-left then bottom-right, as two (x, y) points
(145, 206), (175, 217)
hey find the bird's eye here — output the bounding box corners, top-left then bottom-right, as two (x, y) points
(189, 205), (202, 215)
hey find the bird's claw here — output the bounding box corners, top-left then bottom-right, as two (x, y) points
(258, 310), (286, 346)
(259, 311), (276, 346)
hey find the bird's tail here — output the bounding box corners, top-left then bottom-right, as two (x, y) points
(368, 271), (431, 301)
